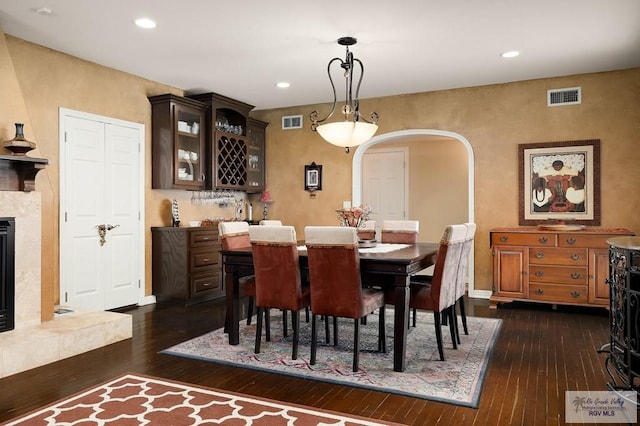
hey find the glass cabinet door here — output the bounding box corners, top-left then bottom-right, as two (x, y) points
(174, 104), (205, 189)
(246, 119), (267, 193)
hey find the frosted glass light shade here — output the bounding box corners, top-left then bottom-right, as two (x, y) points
(316, 121), (378, 148)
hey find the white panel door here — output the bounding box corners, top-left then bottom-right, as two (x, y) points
(362, 149), (407, 237)
(62, 113), (141, 310)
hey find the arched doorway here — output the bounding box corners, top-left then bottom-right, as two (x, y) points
(351, 129), (481, 297)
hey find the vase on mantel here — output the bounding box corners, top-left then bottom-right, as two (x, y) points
(3, 123), (36, 156)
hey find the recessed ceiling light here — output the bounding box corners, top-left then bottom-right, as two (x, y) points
(501, 50), (520, 58)
(276, 82), (290, 89)
(135, 18), (156, 29)
(35, 7), (53, 16)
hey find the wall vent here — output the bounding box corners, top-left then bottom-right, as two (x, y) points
(282, 115), (303, 129)
(547, 87), (581, 106)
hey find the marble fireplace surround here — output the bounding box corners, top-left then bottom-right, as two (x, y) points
(0, 191), (132, 379)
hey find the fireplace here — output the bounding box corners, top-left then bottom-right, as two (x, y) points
(0, 217), (15, 332)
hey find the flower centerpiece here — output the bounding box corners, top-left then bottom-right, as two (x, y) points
(336, 203), (371, 228)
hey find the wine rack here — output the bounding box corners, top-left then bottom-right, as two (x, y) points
(216, 133), (247, 188)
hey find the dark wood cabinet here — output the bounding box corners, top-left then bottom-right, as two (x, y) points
(151, 226), (223, 305)
(149, 94), (207, 190)
(490, 227), (634, 309)
(188, 92), (266, 192)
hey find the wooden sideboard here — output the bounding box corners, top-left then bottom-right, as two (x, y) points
(490, 227), (634, 309)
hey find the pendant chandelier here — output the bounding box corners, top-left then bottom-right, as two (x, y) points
(310, 37), (378, 153)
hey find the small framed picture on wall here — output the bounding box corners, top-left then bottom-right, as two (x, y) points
(304, 162), (322, 192)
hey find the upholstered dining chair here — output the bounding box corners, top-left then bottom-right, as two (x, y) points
(305, 226), (387, 372)
(386, 224), (466, 361)
(259, 219), (283, 226)
(356, 220), (376, 241)
(219, 221), (256, 325)
(249, 225), (310, 360)
(453, 222), (476, 341)
(381, 220), (419, 244)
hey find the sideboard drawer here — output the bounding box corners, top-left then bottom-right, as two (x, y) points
(529, 247), (588, 266)
(528, 265), (588, 285)
(557, 234), (610, 248)
(491, 232), (556, 247)
(529, 284), (588, 303)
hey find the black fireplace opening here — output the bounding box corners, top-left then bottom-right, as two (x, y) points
(0, 217), (15, 333)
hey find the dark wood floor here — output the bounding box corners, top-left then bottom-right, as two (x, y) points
(0, 296), (615, 425)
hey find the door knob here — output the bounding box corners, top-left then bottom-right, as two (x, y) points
(96, 224), (120, 246)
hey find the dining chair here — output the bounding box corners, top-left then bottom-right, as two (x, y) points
(381, 220), (419, 244)
(454, 222), (476, 340)
(259, 219), (283, 226)
(305, 226), (386, 372)
(386, 224), (466, 361)
(219, 221), (256, 325)
(249, 225), (310, 360)
(356, 220), (376, 241)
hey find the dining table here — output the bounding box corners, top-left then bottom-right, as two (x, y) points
(221, 242), (439, 372)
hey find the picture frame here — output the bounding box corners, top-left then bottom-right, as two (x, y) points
(304, 162), (322, 192)
(519, 139), (600, 226)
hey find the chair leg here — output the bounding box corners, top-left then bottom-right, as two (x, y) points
(452, 304), (461, 345)
(378, 306), (387, 353)
(292, 310), (299, 360)
(412, 308), (417, 327)
(305, 306), (310, 323)
(310, 314), (318, 365)
(333, 316), (339, 346)
(448, 307), (458, 350)
(282, 310), (288, 338)
(433, 311), (445, 361)
(265, 308), (271, 342)
(246, 296), (254, 325)
(324, 315), (330, 344)
(353, 318), (360, 372)
(459, 297), (468, 335)
(254, 307), (263, 354)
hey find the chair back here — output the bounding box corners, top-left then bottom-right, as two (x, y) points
(424, 224), (467, 310)
(259, 220), (283, 226)
(249, 225), (302, 311)
(305, 226), (364, 319)
(455, 222), (476, 299)
(381, 220), (419, 244)
(219, 221), (250, 250)
(357, 220), (376, 241)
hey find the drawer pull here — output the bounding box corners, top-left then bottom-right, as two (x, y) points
(571, 253), (581, 260)
(571, 272), (582, 279)
(570, 291), (581, 298)
(534, 288), (544, 295)
(535, 270), (544, 277)
(539, 237), (548, 244)
(202, 258), (210, 262)
(566, 237), (577, 245)
(500, 236), (509, 242)
(203, 282), (211, 287)
(535, 252), (545, 259)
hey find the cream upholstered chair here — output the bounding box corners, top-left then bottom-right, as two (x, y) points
(305, 226), (386, 372)
(454, 222), (476, 340)
(356, 220), (376, 241)
(219, 221), (256, 325)
(386, 224), (466, 361)
(259, 220), (283, 226)
(381, 220), (419, 244)
(249, 225), (310, 360)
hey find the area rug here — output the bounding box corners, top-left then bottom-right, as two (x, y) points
(162, 310), (502, 408)
(1, 373), (403, 425)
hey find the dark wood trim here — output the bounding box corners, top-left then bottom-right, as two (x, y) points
(0, 155), (48, 192)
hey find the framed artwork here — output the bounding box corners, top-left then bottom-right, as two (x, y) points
(304, 162), (322, 192)
(519, 139), (600, 226)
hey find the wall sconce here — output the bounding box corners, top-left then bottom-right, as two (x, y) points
(310, 37), (378, 154)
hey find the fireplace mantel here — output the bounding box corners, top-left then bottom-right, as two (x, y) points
(0, 155), (48, 192)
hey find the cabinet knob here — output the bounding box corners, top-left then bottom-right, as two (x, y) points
(570, 291), (581, 298)
(566, 237), (577, 245)
(535, 270), (544, 277)
(570, 272), (581, 279)
(500, 236), (508, 242)
(571, 253), (581, 260)
(535, 252), (545, 259)
(535, 288), (544, 295)
(539, 237), (548, 243)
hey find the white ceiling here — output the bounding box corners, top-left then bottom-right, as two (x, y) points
(1, 0), (639, 111)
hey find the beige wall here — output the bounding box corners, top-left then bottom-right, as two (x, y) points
(2, 29), (639, 317)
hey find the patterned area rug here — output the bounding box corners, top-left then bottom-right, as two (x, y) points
(2, 373), (402, 425)
(162, 310), (502, 408)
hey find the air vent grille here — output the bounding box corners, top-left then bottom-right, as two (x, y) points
(547, 87), (581, 106)
(282, 115), (303, 129)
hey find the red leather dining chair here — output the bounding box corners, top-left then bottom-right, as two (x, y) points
(219, 221), (256, 325)
(249, 225), (310, 360)
(386, 224), (466, 361)
(305, 226), (387, 372)
(381, 220), (419, 244)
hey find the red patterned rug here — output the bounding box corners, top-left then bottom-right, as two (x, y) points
(2, 373), (402, 425)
